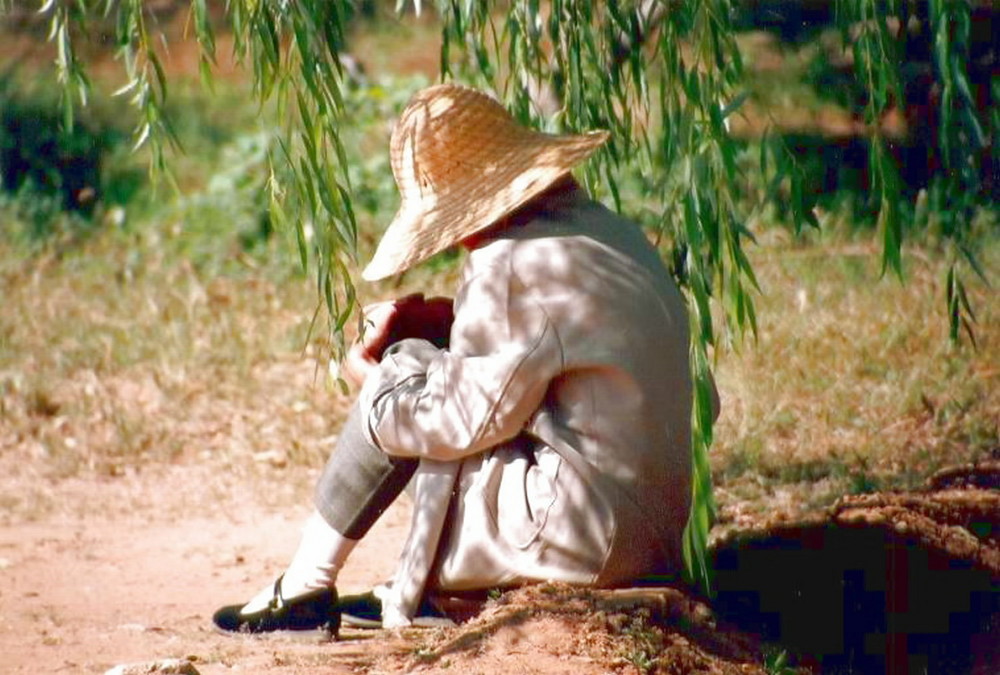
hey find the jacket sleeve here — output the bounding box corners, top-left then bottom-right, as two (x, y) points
(358, 243), (563, 461)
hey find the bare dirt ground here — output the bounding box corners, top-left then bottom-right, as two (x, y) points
(3, 430), (997, 674)
(0, 457), (759, 675)
(1, 433), (772, 675)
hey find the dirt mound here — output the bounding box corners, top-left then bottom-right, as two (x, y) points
(373, 584), (780, 674)
(711, 461), (999, 674)
(927, 461), (1000, 492)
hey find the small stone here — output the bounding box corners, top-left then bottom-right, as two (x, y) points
(253, 449), (288, 468)
(103, 658), (200, 675)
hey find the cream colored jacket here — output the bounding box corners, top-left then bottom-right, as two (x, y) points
(359, 186), (696, 623)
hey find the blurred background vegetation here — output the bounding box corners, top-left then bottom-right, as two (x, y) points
(0, 1), (996, 585)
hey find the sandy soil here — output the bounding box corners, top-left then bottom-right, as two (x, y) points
(3, 449), (997, 674)
(0, 455), (769, 674)
(0, 462), (407, 674)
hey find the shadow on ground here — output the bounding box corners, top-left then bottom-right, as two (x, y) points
(711, 461), (999, 674)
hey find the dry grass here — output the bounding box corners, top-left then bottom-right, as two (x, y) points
(712, 235), (998, 532)
(2, 221), (994, 531)
(0, 236), (334, 518)
(0, 202), (471, 522)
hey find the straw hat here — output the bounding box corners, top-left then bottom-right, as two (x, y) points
(362, 83), (610, 281)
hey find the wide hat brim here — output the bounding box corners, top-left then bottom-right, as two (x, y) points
(362, 84), (609, 281)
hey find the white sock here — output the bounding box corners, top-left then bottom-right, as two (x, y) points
(241, 511), (357, 615)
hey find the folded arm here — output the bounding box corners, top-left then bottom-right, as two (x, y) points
(358, 257), (562, 461)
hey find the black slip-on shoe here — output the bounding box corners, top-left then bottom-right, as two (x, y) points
(213, 575), (340, 636)
(336, 591), (455, 629)
(336, 591), (383, 629)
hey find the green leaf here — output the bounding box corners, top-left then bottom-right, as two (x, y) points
(958, 244), (989, 284)
(193, 0), (216, 57)
(720, 90), (749, 121)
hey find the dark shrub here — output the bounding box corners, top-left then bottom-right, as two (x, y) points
(0, 76), (103, 215)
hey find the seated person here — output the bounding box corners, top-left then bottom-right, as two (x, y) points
(213, 83), (709, 633)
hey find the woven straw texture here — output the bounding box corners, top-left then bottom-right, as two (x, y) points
(362, 84), (609, 280)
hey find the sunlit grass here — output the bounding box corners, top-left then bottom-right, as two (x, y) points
(712, 235), (998, 531)
(3, 201), (993, 526)
(1, 233), (321, 476)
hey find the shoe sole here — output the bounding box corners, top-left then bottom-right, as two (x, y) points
(212, 623), (338, 641)
(342, 613), (382, 629)
(340, 614), (457, 630)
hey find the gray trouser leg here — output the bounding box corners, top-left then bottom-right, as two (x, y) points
(314, 403), (418, 540)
